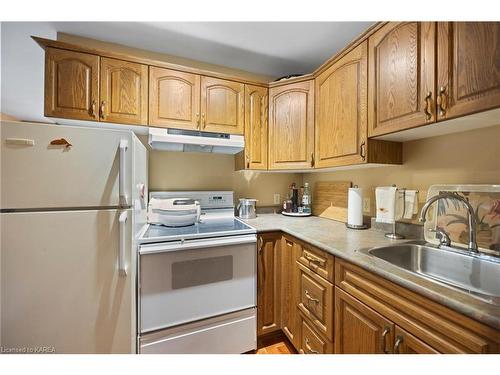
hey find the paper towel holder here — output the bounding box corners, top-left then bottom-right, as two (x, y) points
(345, 185), (368, 230)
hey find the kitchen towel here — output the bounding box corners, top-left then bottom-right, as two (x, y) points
(403, 190), (419, 219)
(375, 186), (398, 224)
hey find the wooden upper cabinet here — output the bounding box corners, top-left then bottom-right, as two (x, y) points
(200, 76), (245, 134)
(368, 22), (436, 137)
(257, 234), (281, 336)
(149, 67), (201, 130)
(243, 85), (268, 169)
(315, 41), (368, 168)
(335, 287), (394, 354)
(99, 57), (148, 125)
(268, 80), (315, 170)
(45, 48), (99, 121)
(437, 22), (500, 121)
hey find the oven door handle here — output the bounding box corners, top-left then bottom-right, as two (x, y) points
(139, 234), (257, 255)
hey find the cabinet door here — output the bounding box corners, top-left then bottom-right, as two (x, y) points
(368, 22), (436, 137)
(149, 67), (201, 130)
(280, 236), (299, 348)
(394, 326), (440, 354)
(257, 234), (281, 336)
(268, 80), (315, 170)
(437, 22), (500, 120)
(334, 287), (394, 354)
(100, 57), (148, 125)
(244, 85), (268, 169)
(200, 76), (245, 134)
(44, 48), (99, 121)
(315, 41), (368, 168)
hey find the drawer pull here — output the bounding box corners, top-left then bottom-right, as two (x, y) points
(304, 252), (325, 265)
(305, 338), (319, 354)
(305, 290), (320, 304)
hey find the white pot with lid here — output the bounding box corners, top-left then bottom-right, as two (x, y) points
(237, 198), (258, 219)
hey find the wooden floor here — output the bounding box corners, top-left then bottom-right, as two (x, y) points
(254, 332), (297, 354)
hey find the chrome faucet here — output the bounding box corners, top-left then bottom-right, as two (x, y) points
(419, 192), (478, 253)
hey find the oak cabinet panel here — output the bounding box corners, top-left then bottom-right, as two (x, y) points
(268, 80), (314, 170)
(239, 85), (268, 170)
(149, 67), (201, 130)
(100, 57), (148, 125)
(280, 236), (299, 348)
(44, 47), (99, 121)
(315, 41), (368, 167)
(201, 76), (245, 134)
(335, 287), (394, 354)
(257, 234), (281, 336)
(368, 22), (436, 137)
(297, 262), (333, 340)
(394, 326), (440, 354)
(437, 22), (500, 120)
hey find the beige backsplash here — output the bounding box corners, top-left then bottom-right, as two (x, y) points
(304, 124), (500, 223)
(144, 124), (500, 214)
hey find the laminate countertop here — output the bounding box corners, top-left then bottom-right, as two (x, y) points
(241, 213), (500, 330)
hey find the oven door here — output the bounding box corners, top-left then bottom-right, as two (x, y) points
(139, 234), (256, 333)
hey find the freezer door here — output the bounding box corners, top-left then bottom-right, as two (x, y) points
(0, 209), (135, 353)
(1, 120), (134, 209)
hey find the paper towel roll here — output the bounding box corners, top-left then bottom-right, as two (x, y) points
(347, 187), (363, 226)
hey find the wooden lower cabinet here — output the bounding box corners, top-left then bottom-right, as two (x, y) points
(280, 236), (299, 347)
(335, 287), (394, 354)
(257, 234), (281, 335)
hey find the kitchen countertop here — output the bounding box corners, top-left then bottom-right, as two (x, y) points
(241, 214), (500, 330)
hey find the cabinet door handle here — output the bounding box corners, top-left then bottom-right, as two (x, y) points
(304, 290), (319, 304)
(89, 100), (97, 118)
(359, 141), (366, 161)
(99, 101), (106, 119)
(246, 154), (250, 169)
(196, 113), (200, 129)
(381, 327), (390, 354)
(424, 91), (433, 120)
(393, 336), (404, 354)
(437, 86), (448, 116)
(202, 113), (206, 129)
(305, 338), (319, 354)
(310, 152), (315, 167)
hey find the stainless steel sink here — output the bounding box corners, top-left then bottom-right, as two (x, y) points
(359, 242), (500, 305)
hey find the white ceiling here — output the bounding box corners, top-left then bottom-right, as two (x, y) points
(49, 22), (374, 78)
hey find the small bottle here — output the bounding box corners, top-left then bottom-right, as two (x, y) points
(302, 182), (311, 213)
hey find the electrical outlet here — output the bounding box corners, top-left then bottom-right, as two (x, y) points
(363, 197), (371, 213)
(273, 193), (281, 205)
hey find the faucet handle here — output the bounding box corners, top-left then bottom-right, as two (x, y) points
(428, 228), (451, 247)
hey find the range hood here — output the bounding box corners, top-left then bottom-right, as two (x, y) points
(149, 128), (244, 154)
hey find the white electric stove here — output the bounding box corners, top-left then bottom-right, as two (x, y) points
(137, 191), (257, 354)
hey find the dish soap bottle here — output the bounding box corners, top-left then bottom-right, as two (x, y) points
(302, 182), (311, 214)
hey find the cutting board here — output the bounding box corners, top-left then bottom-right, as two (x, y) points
(312, 181), (352, 222)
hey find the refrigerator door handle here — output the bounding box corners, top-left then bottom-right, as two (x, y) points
(119, 139), (129, 207)
(119, 210), (128, 276)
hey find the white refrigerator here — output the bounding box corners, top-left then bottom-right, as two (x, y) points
(0, 120), (148, 353)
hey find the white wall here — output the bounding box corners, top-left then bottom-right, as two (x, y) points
(1, 22), (57, 121)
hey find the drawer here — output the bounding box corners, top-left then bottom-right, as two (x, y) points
(299, 312), (333, 354)
(297, 241), (334, 283)
(297, 261), (333, 340)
